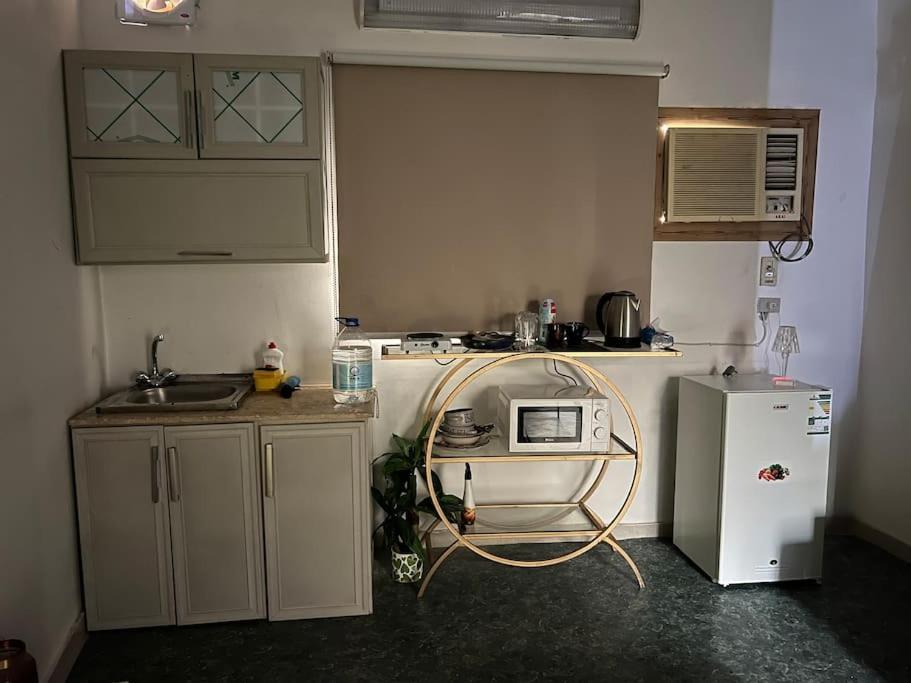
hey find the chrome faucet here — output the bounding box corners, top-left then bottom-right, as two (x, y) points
(135, 333), (177, 388)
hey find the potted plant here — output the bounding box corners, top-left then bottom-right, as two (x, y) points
(371, 422), (463, 583)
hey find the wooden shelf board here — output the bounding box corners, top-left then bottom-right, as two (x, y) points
(382, 344), (681, 360)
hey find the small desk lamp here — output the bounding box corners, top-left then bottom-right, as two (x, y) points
(772, 325), (800, 381)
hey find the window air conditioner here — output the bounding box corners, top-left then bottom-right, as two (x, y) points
(666, 127), (804, 223)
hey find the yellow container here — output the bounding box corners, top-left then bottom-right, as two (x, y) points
(254, 368), (284, 392)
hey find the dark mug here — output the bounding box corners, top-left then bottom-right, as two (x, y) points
(565, 322), (590, 346)
(545, 322), (567, 348)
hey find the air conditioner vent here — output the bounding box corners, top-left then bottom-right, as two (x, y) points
(665, 126), (804, 223)
(362, 1), (641, 39)
(765, 133), (799, 191)
(667, 129), (761, 221)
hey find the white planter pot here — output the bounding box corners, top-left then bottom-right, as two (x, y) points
(391, 548), (424, 583)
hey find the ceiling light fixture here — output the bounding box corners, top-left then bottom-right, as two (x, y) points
(117, 0), (197, 26)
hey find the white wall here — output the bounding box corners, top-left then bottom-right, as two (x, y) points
(849, 0), (911, 545)
(79, 1), (875, 529)
(0, 1), (105, 679)
(83, 0), (775, 390)
(766, 0), (877, 517)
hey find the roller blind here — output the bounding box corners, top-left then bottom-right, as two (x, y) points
(334, 64), (658, 333)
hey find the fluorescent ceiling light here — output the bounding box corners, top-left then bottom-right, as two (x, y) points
(361, 0), (641, 39)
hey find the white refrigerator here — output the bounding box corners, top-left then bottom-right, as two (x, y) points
(673, 374), (832, 586)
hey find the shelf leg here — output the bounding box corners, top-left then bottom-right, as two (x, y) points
(417, 539), (461, 599)
(604, 535), (645, 589)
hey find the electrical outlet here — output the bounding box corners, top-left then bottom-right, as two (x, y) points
(760, 256), (778, 287)
(757, 297), (781, 314)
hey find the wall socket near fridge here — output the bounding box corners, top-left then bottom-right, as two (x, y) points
(757, 297), (781, 314)
(760, 256), (779, 286)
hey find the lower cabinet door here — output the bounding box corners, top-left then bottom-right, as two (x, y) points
(164, 424), (265, 624)
(261, 423), (371, 620)
(72, 427), (175, 630)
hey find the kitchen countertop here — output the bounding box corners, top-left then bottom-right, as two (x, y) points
(69, 386), (376, 428)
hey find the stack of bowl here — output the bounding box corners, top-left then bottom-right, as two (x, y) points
(439, 408), (484, 447)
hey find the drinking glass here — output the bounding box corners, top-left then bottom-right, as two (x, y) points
(514, 311), (538, 349)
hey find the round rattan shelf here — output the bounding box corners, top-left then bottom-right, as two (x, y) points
(417, 352), (645, 597)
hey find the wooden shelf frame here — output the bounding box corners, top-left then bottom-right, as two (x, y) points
(416, 352), (646, 597)
(432, 432), (636, 464)
(654, 107), (820, 242)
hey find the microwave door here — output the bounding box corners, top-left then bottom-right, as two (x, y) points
(518, 407), (583, 444)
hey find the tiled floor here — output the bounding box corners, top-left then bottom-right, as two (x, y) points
(69, 536), (909, 681)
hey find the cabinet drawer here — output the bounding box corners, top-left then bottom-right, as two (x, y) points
(71, 159), (326, 263)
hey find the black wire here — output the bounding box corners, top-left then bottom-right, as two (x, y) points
(551, 359), (578, 386)
(769, 214), (814, 263)
(434, 358), (455, 366)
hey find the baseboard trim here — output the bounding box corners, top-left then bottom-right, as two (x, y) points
(429, 521), (671, 546)
(843, 518), (911, 563)
(48, 612), (86, 683)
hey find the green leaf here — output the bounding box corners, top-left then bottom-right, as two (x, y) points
(383, 453), (412, 475)
(393, 516), (426, 564)
(416, 420), (430, 444)
(370, 486), (393, 515)
(392, 434), (412, 459)
(416, 494), (463, 521)
(438, 494), (464, 509)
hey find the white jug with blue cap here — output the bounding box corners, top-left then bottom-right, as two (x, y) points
(332, 317), (373, 404)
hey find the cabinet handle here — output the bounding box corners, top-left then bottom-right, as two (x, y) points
(264, 444), (274, 498)
(151, 446), (160, 504)
(184, 90), (194, 149)
(167, 447), (181, 502)
(177, 250), (234, 257)
(197, 90), (206, 149)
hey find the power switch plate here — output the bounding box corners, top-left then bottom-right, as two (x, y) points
(757, 297), (781, 314)
(760, 256), (778, 287)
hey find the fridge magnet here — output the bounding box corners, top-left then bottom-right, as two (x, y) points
(758, 464), (790, 481)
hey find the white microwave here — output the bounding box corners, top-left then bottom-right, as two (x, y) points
(496, 385), (611, 453)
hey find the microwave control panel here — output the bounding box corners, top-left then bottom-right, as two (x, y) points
(590, 398), (611, 452)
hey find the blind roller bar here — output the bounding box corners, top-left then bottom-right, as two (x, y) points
(327, 51), (669, 78)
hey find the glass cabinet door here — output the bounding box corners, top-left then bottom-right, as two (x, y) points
(65, 51), (197, 159)
(194, 55), (321, 159)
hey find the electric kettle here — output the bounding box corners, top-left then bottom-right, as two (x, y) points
(596, 291), (641, 348)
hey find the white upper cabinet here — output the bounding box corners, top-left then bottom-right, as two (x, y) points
(63, 51), (327, 263)
(64, 52), (322, 161)
(194, 55), (322, 159)
(65, 51), (197, 160)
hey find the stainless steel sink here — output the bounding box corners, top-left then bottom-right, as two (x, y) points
(95, 375), (253, 413)
(125, 383), (238, 405)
